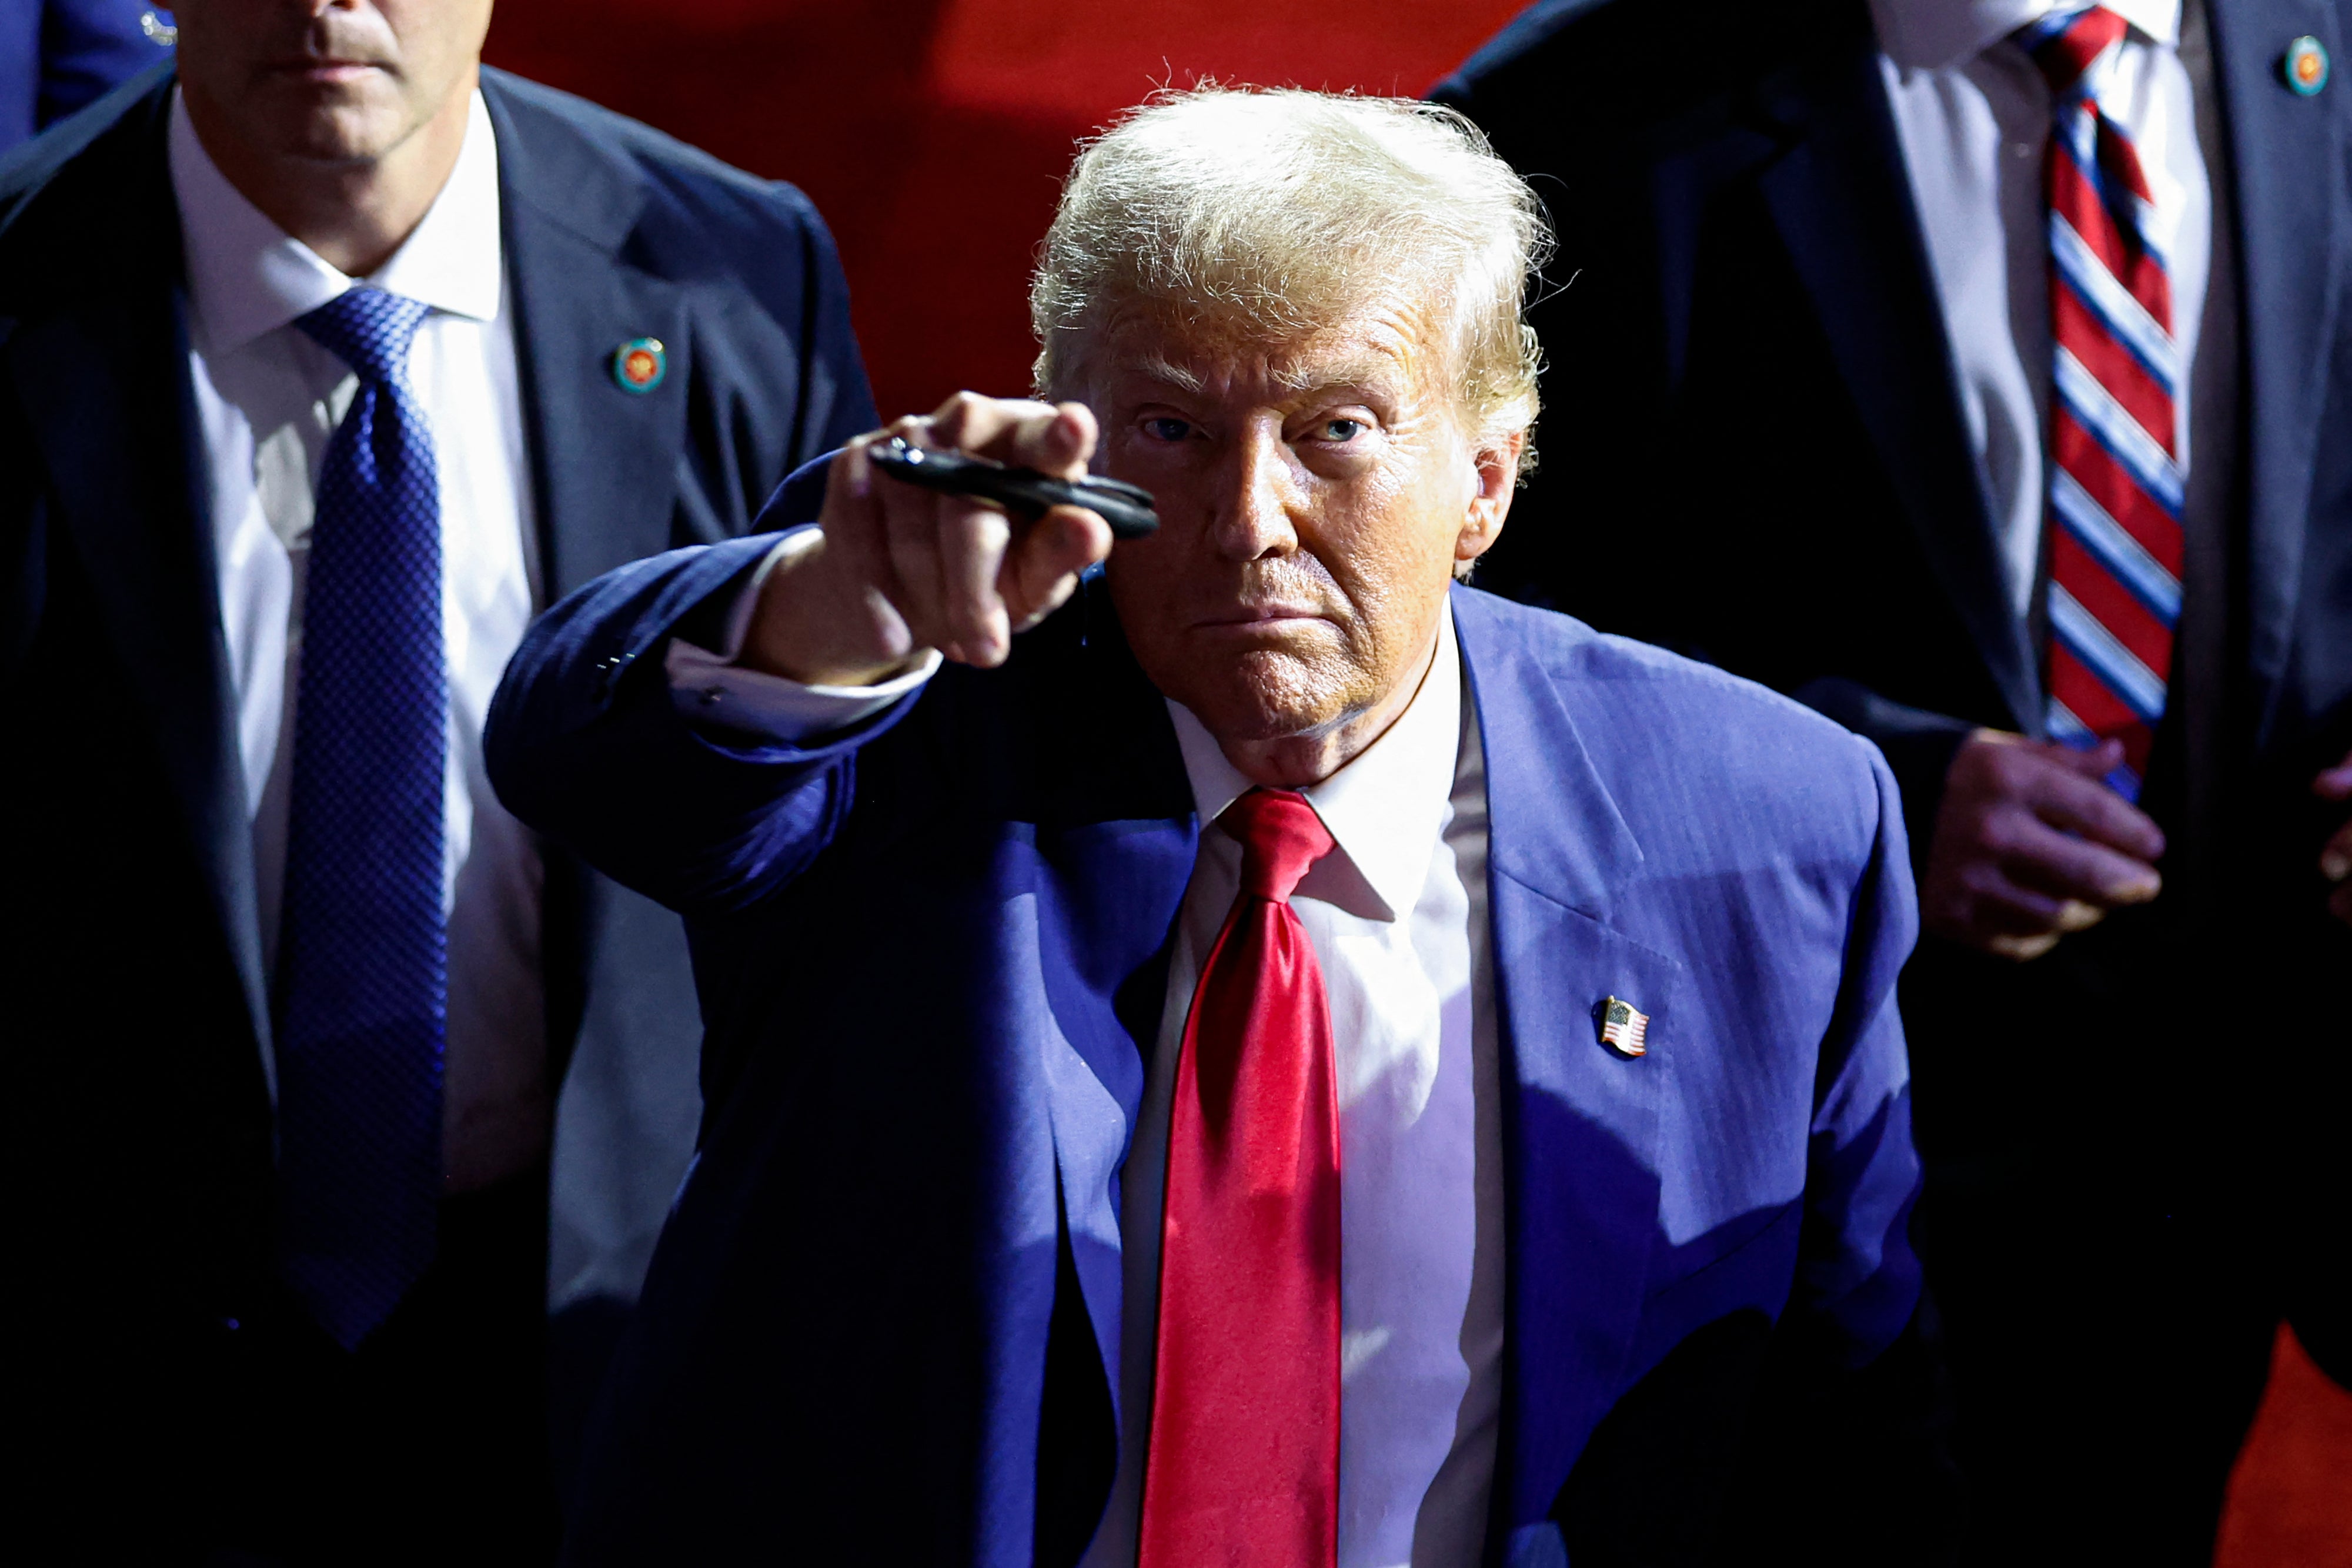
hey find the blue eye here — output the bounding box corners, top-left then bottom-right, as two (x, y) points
(1143, 417), (1192, 442)
(1321, 419), (1366, 442)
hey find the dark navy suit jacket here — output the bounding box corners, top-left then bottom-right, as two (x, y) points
(486, 482), (1933, 1566)
(0, 64), (873, 1520)
(1434, 0), (2352, 837)
(1434, 0), (2351, 1372)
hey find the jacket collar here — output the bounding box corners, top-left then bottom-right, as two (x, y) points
(1736, 3), (2045, 730)
(482, 69), (693, 603)
(1451, 586), (1645, 918)
(1869, 0), (2180, 71)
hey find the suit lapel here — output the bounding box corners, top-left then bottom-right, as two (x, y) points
(1452, 591), (1688, 1527)
(1028, 590), (1198, 1390)
(2207, 0), (2349, 738)
(1742, 8), (2043, 732)
(1, 84), (274, 1084)
(483, 73), (693, 603)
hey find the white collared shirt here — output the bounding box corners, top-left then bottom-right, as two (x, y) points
(679, 593), (1504, 1567)
(1866, 0), (2236, 618)
(1087, 606), (1504, 1568)
(172, 88), (550, 1193)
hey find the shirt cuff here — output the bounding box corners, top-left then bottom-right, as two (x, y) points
(664, 530), (941, 743)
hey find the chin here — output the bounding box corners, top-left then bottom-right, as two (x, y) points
(1179, 650), (1354, 744)
(274, 95), (413, 165)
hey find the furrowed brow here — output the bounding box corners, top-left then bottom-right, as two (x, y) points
(1124, 354), (1205, 395)
(1268, 353), (1404, 399)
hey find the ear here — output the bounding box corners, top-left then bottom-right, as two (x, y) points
(1455, 427), (1525, 570)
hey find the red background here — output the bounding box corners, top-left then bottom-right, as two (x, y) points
(483, 0), (1530, 417)
(482, 4), (2351, 1561)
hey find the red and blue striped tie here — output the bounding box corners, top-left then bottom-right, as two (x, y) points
(2023, 5), (2183, 800)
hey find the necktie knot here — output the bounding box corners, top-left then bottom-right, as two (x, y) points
(2020, 5), (2129, 96)
(1219, 788), (1334, 904)
(296, 287), (430, 386)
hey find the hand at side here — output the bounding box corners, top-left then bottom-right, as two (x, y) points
(2315, 748), (2352, 926)
(1919, 730), (2166, 961)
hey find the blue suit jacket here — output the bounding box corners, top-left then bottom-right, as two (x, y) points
(0, 64), (874, 1531)
(0, 0), (165, 157)
(486, 474), (1932, 1566)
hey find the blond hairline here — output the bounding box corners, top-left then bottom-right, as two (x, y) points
(1028, 87), (1548, 464)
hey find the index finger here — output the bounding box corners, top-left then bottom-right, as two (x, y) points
(927, 394), (1097, 480)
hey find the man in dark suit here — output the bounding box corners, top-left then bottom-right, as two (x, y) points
(1435, 1), (2351, 1560)
(0, 0), (871, 1555)
(489, 88), (1946, 1568)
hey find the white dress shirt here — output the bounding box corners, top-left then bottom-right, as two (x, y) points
(172, 89), (550, 1194)
(676, 583), (1503, 1568)
(1867, 0), (2236, 621)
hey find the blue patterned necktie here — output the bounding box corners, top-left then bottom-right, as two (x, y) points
(275, 287), (447, 1350)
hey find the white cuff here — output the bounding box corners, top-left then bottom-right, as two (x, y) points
(664, 531), (941, 743)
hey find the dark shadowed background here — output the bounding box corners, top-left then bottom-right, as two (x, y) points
(480, 4), (2351, 1563)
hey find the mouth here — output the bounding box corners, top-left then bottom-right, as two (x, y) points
(1194, 606), (1329, 631)
(265, 58), (389, 85)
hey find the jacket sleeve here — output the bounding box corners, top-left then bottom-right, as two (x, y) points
(1793, 677), (1976, 882)
(1726, 738), (1960, 1566)
(1798, 737), (1925, 1358)
(485, 502), (914, 919)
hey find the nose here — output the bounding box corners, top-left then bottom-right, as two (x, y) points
(1207, 419), (1299, 562)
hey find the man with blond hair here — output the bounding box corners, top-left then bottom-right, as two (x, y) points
(490, 89), (1943, 1566)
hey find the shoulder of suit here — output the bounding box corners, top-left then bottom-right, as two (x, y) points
(1434, 0), (1868, 133)
(0, 62), (176, 317)
(480, 68), (826, 243)
(1456, 581), (1841, 734)
(1455, 583), (1888, 842)
(1432, 0), (1621, 97)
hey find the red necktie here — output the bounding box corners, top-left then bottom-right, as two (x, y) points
(2025, 6), (2183, 800)
(1140, 788), (1341, 1568)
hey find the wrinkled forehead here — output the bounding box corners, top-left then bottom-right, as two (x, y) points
(1080, 288), (1456, 410)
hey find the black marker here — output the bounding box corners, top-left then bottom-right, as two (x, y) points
(868, 436), (1160, 539)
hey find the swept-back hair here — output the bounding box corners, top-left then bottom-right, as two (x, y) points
(1031, 85), (1552, 456)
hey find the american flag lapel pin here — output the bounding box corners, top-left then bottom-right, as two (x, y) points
(1597, 996), (1650, 1058)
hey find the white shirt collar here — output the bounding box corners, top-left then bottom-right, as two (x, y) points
(1166, 603), (1464, 924)
(1867, 0), (2179, 72)
(169, 86), (504, 357)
